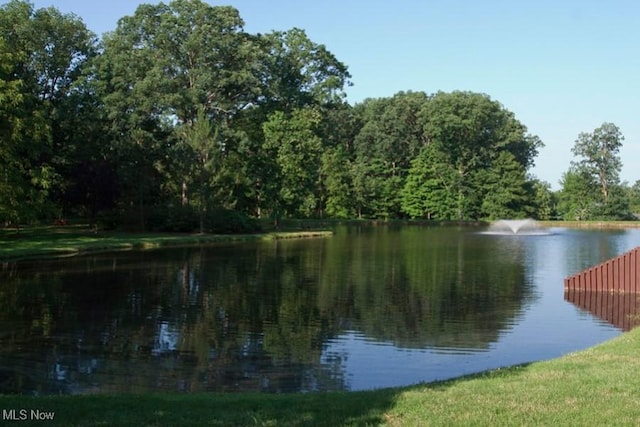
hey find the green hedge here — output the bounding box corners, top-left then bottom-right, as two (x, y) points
(146, 205), (261, 234)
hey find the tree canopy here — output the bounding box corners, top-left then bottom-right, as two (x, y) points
(1, 0), (636, 229)
(557, 122), (630, 220)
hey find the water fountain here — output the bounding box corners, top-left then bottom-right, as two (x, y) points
(483, 219), (550, 235)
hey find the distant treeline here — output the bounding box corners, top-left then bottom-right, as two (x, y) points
(1, 0), (638, 232)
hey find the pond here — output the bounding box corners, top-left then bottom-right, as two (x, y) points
(1, 224), (639, 395)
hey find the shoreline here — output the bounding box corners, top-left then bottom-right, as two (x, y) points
(0, 227), (333, 262)
(540, 220), (640, 229)
(2, 219), (640, 262)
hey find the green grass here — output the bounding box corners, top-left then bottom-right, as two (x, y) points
(540, 220), (640, 229)
(1, 327), (639, 426)
(384, 327), (640, 426)
(0, 225), (333, 262)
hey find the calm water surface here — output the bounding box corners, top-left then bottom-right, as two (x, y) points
(1, 225), (639, 395)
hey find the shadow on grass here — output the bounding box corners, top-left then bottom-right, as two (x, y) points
(0, 366), (540, 426)
(0, 389), (400, 427)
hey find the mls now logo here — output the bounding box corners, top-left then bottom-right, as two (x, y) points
(2, 409), (55, 421)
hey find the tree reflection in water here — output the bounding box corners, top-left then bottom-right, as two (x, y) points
(0, 225), (627, 395)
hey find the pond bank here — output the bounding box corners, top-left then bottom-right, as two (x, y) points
(271, 218), (640, 229)
(3, 219), (640, 262)
(1, 326), (638, 426)
(540, 220), (640, 229)
(0, 226), (333, 262)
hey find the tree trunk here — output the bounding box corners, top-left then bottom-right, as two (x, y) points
(182, 181), (188, 206)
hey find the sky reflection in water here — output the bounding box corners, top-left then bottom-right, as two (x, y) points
(0, 225), (638, 395)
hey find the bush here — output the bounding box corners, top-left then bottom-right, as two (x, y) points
(96, 210), (120, 230)
(144, 205), (260, 234)
(205, 208), (261, 234)
(146, 205), (199, 232)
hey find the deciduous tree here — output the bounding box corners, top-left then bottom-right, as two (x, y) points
(414, 91), (542, 220)
(262, 108), (323, 220)
(0, 0), (96, 224)
(353, 92), (428, 218)
(557, 166), (598, 220)
(559, 123), (628, 220)
(96, 0), (262, 228)
(571, 122), (623, 203)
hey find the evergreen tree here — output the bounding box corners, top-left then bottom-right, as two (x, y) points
(352, 92), (428, 218)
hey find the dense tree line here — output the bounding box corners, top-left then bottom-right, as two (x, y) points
(1, 0), (638, 231)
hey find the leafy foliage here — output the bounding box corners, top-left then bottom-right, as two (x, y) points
(0, 0), (96, 224)
(263, 108), (323, 219)
(1, 0), (636, 227)
(399, 92), (542, 220)
(353, 92), (428, 219)
(571, 122), (623, 202)
(401, 144), (459, 220)
(559, 123), (629, 220)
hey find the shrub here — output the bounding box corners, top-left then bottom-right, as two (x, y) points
(205, 208), (261, 234)
(145, 205), (260, 234)
(146, 205), (199, 232)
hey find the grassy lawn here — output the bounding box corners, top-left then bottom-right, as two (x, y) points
(1, 327), (639, 426)
(0, 225), (333, 262)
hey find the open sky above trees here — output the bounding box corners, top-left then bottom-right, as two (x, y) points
(28, 0), (640, 190)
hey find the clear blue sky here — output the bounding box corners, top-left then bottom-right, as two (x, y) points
(28, 0), (640, 189)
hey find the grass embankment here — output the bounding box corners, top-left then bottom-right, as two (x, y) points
(540, 220), (640, 229)
(0, 226), (333, 262)
(1, 327), (639, 426)
(4, 219), (633, 262)
(274, 218), (640, 230)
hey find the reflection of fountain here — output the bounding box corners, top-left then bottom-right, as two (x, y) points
(483, 219), (550, 235)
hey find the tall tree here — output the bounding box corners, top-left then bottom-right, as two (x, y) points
(319, 146), (354, 218)
(179, 107), (219, 233)
(352, 92), (428, 218)
(415, 91), (542, 220)
(558, 123), (627, 220)
(236, 29), (352, 218)
(401, 143), (458, 220)
(262, 108), (323, 220)
(571, 122), (623, 203)
(478, 152), (531, 220)
(261, 28), (351, 112)
(530, 179), (555, 220)
(0, 0), (96, 224)
(314, 102), (359, 218)
(96, 0), (262, 228)
(0, 35), (31, 224)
